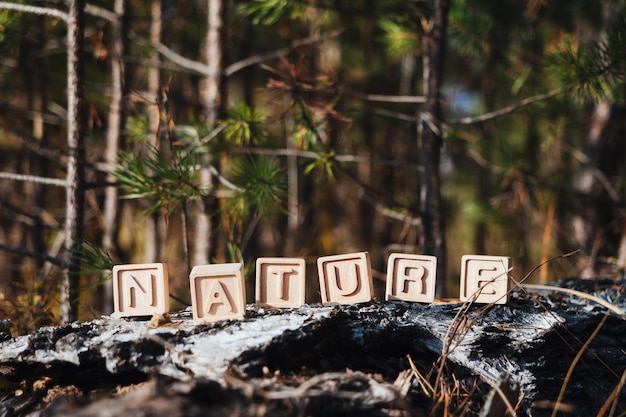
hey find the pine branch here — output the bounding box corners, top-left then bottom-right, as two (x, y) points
(0, 244), (66, 267)
(347, 90), (426, 104)
(0, 2), (68, 21)
(224, 28), (344, 76)
(84, 3), (116, 22)
(448, 87), (568, 125)
(0, 172), (67, 187)
(229, 147), (422, 171)
(0, 127), (68, 164)
(155, 29), (344, 77)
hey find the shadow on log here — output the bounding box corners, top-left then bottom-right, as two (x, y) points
(0, 278), (625, 416)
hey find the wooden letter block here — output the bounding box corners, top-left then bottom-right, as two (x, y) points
(112, 263), (170, 317)
(189, 263), (246, 323)
(256, 258), (306, 308)
(385, 254), (437, 303)
(317, 252), (373, 306)
(460, 255), (510, 304)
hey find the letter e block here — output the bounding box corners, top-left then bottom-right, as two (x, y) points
(317, 252), (373, 306)
(385, 254), (437, 303)
(112, 263), (170, 317)
(460, 255), (510, 304)
(190, 263), (246, 323)
(256, 258), (306, 308)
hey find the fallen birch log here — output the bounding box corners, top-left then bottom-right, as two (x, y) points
(0, 278), (624, 416)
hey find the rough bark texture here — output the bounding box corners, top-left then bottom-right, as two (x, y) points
(0, 279), (624, 417)
(61, 0), (86, 323)
(419, 0), (449, 295)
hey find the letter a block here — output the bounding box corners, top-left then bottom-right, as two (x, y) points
(385, 254), (437, 303)
(317, 252), (373, 306)
(460, 255), (510, 304)
(189, 263), (246, 323)
(112, 263), (170, 317)
(256, 258), (306, 308)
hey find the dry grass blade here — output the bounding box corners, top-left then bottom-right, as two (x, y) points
(523, 283), (626, 318)
(595, 368), (626, 417)
(551, 312), (610, 417)
(407, 354), (434, 397)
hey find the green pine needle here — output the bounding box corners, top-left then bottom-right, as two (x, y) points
(230, 156), (287, 216)
(222, 102), (267, 146)
(113, 146), (201, 216)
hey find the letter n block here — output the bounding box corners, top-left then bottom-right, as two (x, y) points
(256, 258), (306, 308)
(112, 263), (170, 317)
(317, 252), (373, 306)
(385, 254), (437, 303)
(460, 255), (510, 304)
(189, 263), (246, 323)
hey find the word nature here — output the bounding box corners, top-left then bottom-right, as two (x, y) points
(111, 252), (511, 323)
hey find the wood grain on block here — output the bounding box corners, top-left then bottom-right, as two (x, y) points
(189, 263), (246, 323)
(460, 255), (510, 304)
(112, 263), (170, 316)
(317, 252), (373, 306)
(256, 257), (306, 308)
(385, 253), (437, 303)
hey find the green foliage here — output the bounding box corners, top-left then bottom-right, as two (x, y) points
(74, 240), (115, 276)
(236, 0), (307, 26)
(549, 20), (626, 100)
(304, 151), (336, 182)
(113, 146), (202, 216)
(124, 115), (151, 143)
(221, 102), (267, 146)
(379, 19), (420, 58)
(229, 156), (287, 216)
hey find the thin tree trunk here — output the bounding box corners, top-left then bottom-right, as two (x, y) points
(195, 0), (224, 265)
(418, 0), (449, 296)
(146, 0), (166, 263)
(61, 0), (86, 323)
(101, 0), (126, 313)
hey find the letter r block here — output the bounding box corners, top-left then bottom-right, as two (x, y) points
(317, 252), (373, 306)
(256, 258), (306, 308)
(385, 254), (437, 303)
(460, 255), (510, 304)
(112, 263), (170, 317)
(189, 263), (246, 323)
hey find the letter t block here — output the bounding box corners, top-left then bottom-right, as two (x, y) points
(112, 263), (170, 317)
(460, 255), (510, 304)
(189, 263), (246, 323)
(256, 257), (306, 308)
(385, 254), (437, 303)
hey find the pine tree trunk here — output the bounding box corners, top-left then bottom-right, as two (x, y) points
(418, 0), (449, 295)
(61, 0), (86, 323)
(146, 0), (167, 263)
(195, 0), (224, 265)
(101, 0), (127, 314)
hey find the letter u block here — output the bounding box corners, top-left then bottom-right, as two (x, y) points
(385, 254), (437, 303)
(256, 257), (306, 308)
(317, 252), (373, 306)
(189, 263), (246, 323)
(112, 263), (170, 317)
(460, 255), (510, 304)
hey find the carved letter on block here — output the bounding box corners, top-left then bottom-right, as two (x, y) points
(256, 258), (306, 308)
(112, 263), (170, 317)
(385, 254), (437, 303)
(189, 263), (246, 323)
(460, 255), (510, 304)
(317, 252), (373, 306)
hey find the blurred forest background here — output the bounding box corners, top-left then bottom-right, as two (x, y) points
(0, 0), (625, 333)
